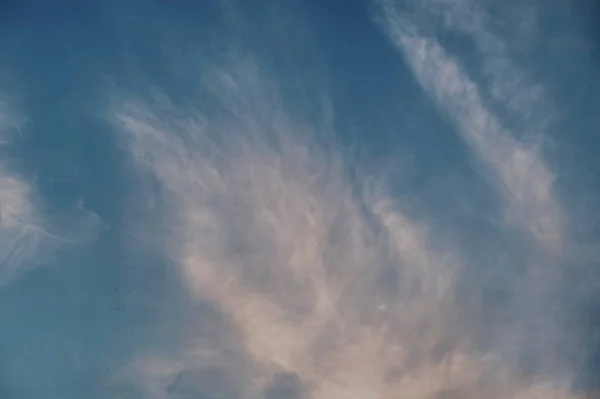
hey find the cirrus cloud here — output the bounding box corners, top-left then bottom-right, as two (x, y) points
(112, 53), (581, 399)
(108, 1), (598, 398)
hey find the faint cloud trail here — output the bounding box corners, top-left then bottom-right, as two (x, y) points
(113, 58), (477, 398)
(377, 0), (585, 396)
(379, 0), (563, 253)
(0, 90), (104, 286)
(0, 96), (45, 285)
(114, 54), (578, 398)
(109, 1), (591, 397)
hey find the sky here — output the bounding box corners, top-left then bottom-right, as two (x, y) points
(0, 0), (599, 398)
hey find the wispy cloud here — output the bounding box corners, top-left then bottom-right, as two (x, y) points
(0, 99), (47, 284)
(112, 45), (581, 398)
(0, 92), (104, 286)
(378, 0), (563, 253)
(112, 57), (471, 398)
(0, 167), (46, 284)
(376, 0), (593, 396)
(99, 0), (600, 396)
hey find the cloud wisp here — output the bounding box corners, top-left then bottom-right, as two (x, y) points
(112, 37), (584, 398)
(378, 0), (563, 254)
(112, 57), (474, 398)
(0, 164), (45, 285)
(0, 97), (48, 285)
(0, 91), (104, 286)
(375, 0), (596, 397)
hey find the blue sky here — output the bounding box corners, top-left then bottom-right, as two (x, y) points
(0, 0), (599, 398)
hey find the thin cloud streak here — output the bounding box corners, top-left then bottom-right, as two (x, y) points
(379, 2), (563, 253)
(0, 100), (46, 285)
(113, 60), (468, 398)
(377, 0), (588, 396)
(113, 50), (580, 397)
(0, 92), (104, 286)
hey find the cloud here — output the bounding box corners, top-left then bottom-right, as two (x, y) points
(111, 57), (463, 398)
(0, 92), (104, 286)
(99, 0), (600, 397)
(377, 0), (564, 253)
(111, 45), (583, 399)
(0, 166), (45, 284)
(0, 99), (47, 284)
(374, 0), (600, 396)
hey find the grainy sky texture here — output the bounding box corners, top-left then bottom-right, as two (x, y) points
(1, 0), (600, 398)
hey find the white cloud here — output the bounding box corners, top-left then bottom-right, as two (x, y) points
(375, 1), (590, 396)
(0, 93), (104, 285)
(0, 169), (46, 284)
(113, 49), (581, 398)
(378, 0), (564, 253)
(374, 15), (582, 378)
(0, 101), (47, 285)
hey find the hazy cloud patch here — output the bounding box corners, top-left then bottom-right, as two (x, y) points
(108, 1), (598, 398)
(0, 90), (104, 286)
